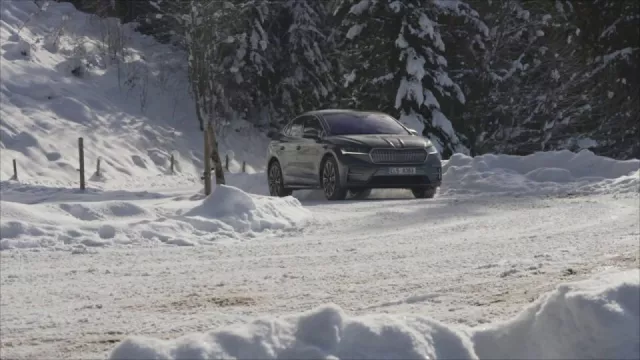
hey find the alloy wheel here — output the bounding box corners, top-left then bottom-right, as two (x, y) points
(322, 161), (336, 198)
(268, 163), (282, 196)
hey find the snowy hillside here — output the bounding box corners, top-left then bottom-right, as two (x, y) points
(0, 0), (268, 188)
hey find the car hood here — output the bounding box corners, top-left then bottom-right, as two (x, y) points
(326, 134), (431, 149)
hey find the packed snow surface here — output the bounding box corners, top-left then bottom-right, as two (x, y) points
(108, 269), (639, 360)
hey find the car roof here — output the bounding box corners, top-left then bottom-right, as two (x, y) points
(301, 109), (388, 118)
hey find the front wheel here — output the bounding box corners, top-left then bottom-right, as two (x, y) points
(321, 157), (348, 201)
(411, 187), (437, 199)
(268, 161), (292, 197)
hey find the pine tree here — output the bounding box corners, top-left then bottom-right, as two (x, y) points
(335, 0), (485, 157)
(568, 0), (640, 159)
(277, 0), (335, 119)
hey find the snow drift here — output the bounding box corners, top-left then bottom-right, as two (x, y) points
(184, 185), (311, 234)
(472, 269), (640, 359)
(109, 269), (639, 360)
(441, 150), (639, 197)
(0, 185), (310, 250)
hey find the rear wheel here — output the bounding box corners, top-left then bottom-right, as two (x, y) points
(268, 161), (292, 197)
(411, 187), (437, 199)
(349, 188), (372, 200)
(321, 157), (348, 201)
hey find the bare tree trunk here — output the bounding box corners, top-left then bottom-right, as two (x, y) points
(207, 122), (226, 185)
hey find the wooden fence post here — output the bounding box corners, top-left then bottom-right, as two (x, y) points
(96, 156), (101, 177)
(78, 137), (85, 190)
(11, 159), (17, 180)
(225, 154), (229, 171)
(170, 153), (175, 174)
(242, 161), (246, 173)
(203, 126), (212, 196)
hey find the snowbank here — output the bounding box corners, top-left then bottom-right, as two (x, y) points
(109, 269), (639, 360)
(184, 185), (311, 233)
(472, 269), (640, 359)
(441, 150), (639, 197)
(0, 185), (310, 250)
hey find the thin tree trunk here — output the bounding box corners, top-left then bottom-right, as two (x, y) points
(208, 122), (226, 185)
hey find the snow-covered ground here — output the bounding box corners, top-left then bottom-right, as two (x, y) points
(2, 152), (638, 359)
(2, 1), (639, 359)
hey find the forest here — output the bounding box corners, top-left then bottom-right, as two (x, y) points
(62, 0), (639, 159)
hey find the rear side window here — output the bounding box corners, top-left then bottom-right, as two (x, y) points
(304, 116), (324, 136)
(323, 112), (409, 135)
(287, 117), (305, 137)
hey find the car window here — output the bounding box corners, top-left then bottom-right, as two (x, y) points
(323, 112), (409, 136)
(282, 123), (291, 137)
(304, 116), (324, 137)
(288, 117), (305, 138)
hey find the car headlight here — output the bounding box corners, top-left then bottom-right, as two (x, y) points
(340, 146), (369, 155)
(425, 145), (438, 154)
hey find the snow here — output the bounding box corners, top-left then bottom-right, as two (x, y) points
(0, 183), (311, 251)
(441, 150), (640, 197)
(108, 269), (640, 360)
(1, 1), (639, 359)
(346, 24), (363, 39)
(349, 0), (370, 16)
(472, 269), (640, 360)
(3, 147), (639, 358)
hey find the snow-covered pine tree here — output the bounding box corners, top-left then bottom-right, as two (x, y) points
(276, 0), (335, 120)
(568, 0), (640, 159)
(433, 0), (489, 155)
(453, 0), (580, 156)
(210, 0), (278, 126)
(335, 0), (476, 158)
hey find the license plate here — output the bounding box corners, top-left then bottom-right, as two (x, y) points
(388, 167), (417, 175)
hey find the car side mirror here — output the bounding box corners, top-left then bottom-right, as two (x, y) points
(303, 128), (321, 140)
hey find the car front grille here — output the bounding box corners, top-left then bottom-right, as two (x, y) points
(369, 148), (428, 164)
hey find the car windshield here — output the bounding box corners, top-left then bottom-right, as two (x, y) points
(323, 112), (409, 136)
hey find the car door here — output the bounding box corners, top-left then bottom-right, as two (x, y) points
(281, 116), (306, 184)
(298, 115), (327, 185)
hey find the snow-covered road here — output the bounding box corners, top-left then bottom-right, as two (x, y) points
(1, 190), (638, 359)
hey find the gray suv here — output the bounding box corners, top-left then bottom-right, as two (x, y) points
(266, 109), (442, 200)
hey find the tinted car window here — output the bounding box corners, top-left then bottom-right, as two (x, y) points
(304, 116), (324, 137)
(323, 112), (409, 135)
(288, 117), (305, 137)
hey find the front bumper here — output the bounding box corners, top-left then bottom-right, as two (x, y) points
(336, 152), (442, 189)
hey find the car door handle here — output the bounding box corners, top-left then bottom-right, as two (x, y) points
(296, 146), (301, 150)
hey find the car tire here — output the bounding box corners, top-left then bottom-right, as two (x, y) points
(268, 160), (292, 197)
(321, 156), (348, 201)
(411, 187), (437, 199)
(349, 188), (372, 200)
